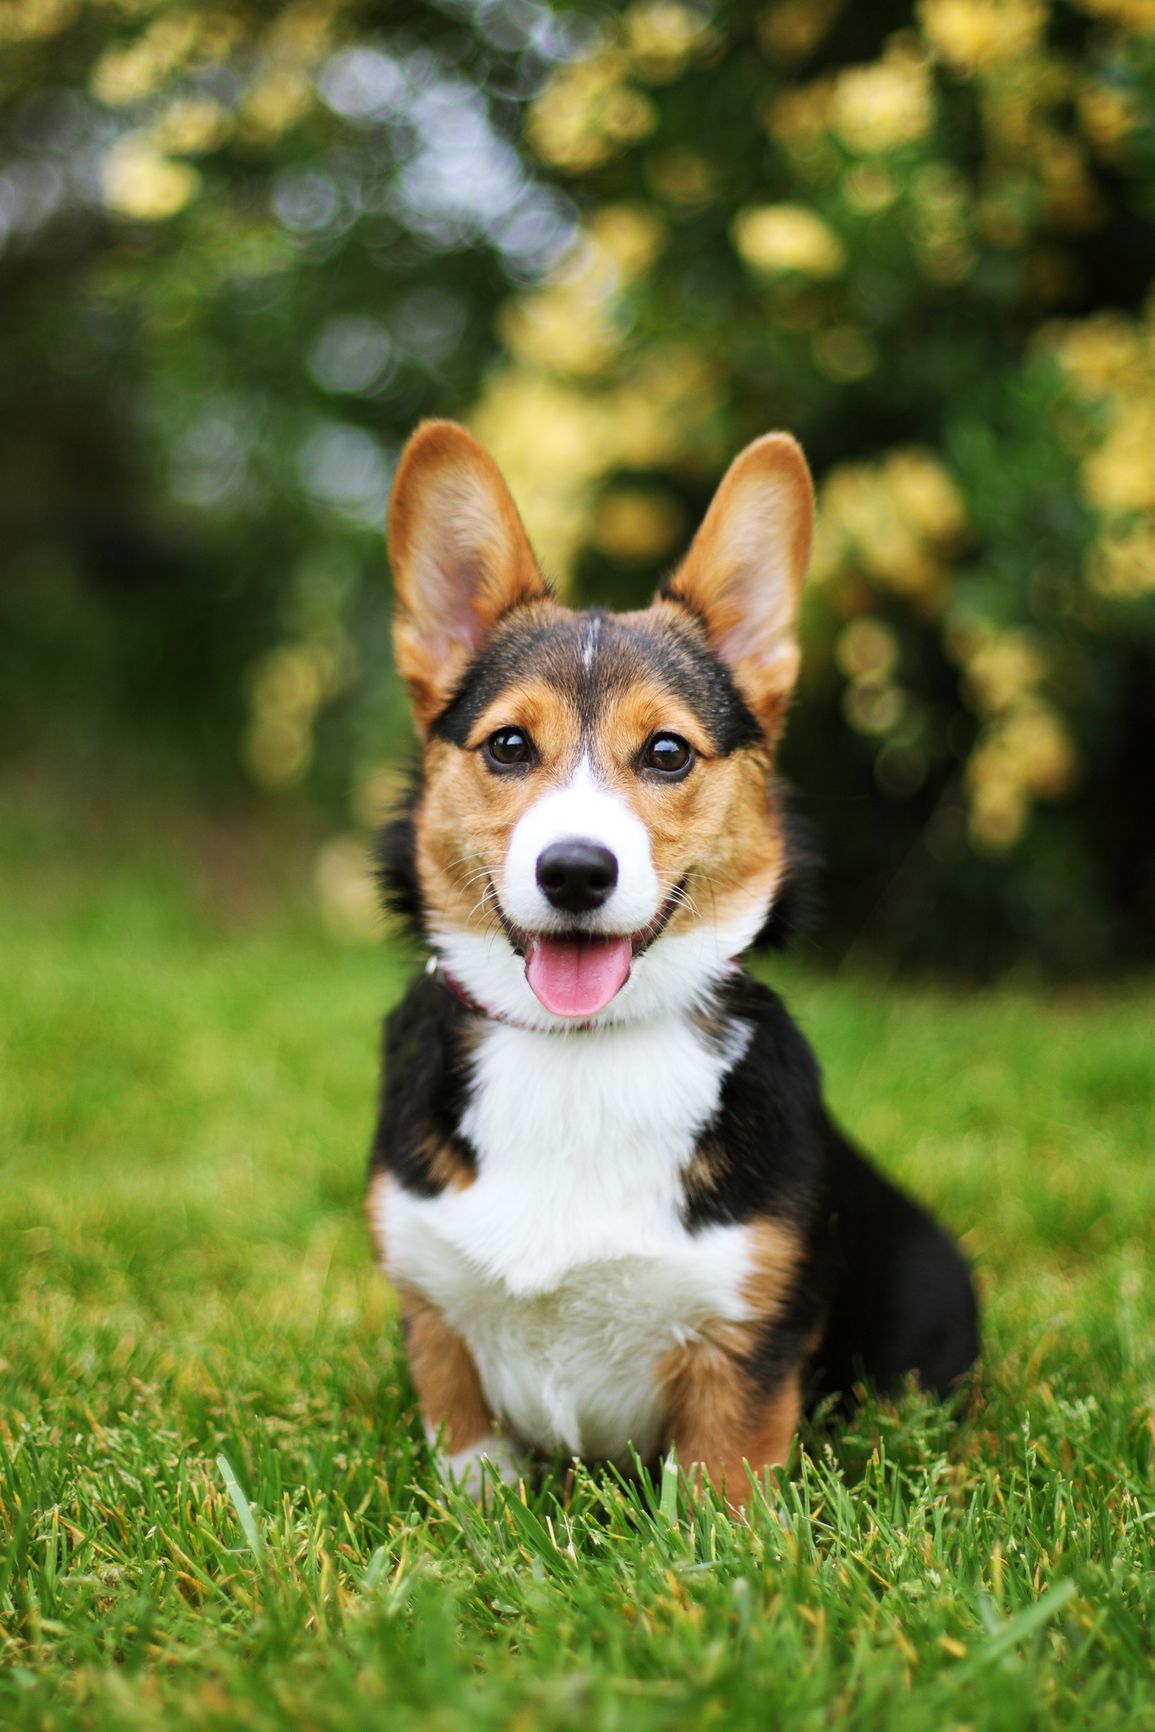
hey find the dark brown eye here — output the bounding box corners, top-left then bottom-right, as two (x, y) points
(642, 733), (693, 777)
(485, 727), (533, 769)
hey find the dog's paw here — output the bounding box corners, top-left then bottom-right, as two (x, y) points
(426, 1425), (526, 1498)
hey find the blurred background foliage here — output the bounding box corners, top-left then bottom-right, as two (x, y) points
(2, 0), (1154, 973)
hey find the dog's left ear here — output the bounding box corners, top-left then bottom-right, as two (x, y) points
(388, 420), (548, 733)
(664, 433), (813, 733)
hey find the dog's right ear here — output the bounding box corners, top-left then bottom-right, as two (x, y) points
(387, 421), (548, 733)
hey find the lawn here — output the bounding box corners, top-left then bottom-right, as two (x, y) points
(1, 791), (1153, 1730)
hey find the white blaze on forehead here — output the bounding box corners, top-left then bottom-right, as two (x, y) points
(500, 757), (661, 935)
(581, 615), (601, 670)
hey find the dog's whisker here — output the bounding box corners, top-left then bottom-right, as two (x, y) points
(468, 882), (502, 925)
(459, 869), (496, 895)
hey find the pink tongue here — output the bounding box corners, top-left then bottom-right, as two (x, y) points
(525, 934), (633, 1018)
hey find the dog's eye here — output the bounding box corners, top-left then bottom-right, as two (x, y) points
(642, 733), (693, 777)
(485, 727), (533, 769)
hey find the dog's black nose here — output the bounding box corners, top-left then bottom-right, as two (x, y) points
(536, 839), (618, 914)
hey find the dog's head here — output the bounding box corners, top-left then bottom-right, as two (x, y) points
(384, 420), (813, 1028)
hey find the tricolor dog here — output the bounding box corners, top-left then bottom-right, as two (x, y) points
(367, 420), (978, 1503)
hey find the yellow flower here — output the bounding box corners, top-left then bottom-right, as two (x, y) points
(151, 96), (232, 156)
(831, 45), (934, 154)
(910, 163), (973, 276)
(918, 0), (1047, 74)
(822, 469), (940, 598)
(470, 374), (616, 577)
(500, 207), (662, 379)
(1073, 0), (1155, 26)
(967, 766), (1028, 852)
(0, 0), (76, 43)
(1078, 79), (1139, 160)
(528, 49), (656, 173)
(962, 633), (1046, 714)
(965, 697), (1076, 852)
(822, 464), (889, 541)
(999, 705), (1077, 799)
(1088, 521), (1155, 598)
(767, 80), (834, 146)
(91, 11), (202, 107)
(818, 447), (964, 605)
(1038, 132), (1103, 233)
(625, 0), (715, 82)
(757, 0), (845, 63)
(265, 0), (339, 63)
(884, 449), (967, 542)
(102, 136), (200, 220)
(1046, 312), (1146, 397)
(588, 204), (666, 275)
(501, 291), (620, 379)
(470, 330), (717, 584)
(732, 204), (845, 277)
(1083, 401), (1155, 513)
(242, 70), (314, 141)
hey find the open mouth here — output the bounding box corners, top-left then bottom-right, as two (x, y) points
(495, 885), (685, 1020)
(524, 932), (633, 1019)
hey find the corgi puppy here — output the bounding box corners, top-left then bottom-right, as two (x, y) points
(367, 421), (979, 1503)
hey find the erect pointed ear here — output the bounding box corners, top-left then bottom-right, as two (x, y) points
(664, 433), (813, 733)
(387, 420), (548, 732)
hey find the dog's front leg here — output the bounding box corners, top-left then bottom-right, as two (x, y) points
(401, 1290), (524, 1497)
(661, 1332), (804, 1511)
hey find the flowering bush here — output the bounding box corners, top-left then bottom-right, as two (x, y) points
(470, 0), (1155, 972)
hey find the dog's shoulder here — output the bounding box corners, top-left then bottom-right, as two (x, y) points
(680, 970), (829, 1234)
(369, 970), (478, 1197)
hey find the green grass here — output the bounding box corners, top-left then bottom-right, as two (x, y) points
(1, 793), (1153, 1730)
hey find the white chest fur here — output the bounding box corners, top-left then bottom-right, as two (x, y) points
(379, 1012), (753, 1463)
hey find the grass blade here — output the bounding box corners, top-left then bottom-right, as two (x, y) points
(216, 1454), (264, 1568)
(956, 1579), (1078, 1677)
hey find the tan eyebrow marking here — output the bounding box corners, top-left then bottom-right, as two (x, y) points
(593, 684), (717, 765)
(465, 680), (579, 755)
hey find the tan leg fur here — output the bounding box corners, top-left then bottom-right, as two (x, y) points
(662, 1340), (804, 1509)
(401, 1290), (494, 1455)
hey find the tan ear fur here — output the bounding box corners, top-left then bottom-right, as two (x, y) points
(664, 433), (814, 731)
(388, 420), (547, 731)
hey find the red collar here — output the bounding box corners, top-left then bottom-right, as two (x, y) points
(429, 957), (488, 1016)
